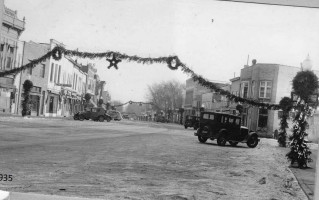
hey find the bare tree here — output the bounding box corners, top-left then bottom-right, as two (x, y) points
(146, 80), (185, 113)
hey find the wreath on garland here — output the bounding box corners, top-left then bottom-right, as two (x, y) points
(52, 47), (62, 61)
(167, 56), (181, 70)
(292, 70), (318, 102)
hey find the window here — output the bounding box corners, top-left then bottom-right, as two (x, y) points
(57, 65), (61, 83)
(27, 65), (32, 75)
(229, 117), (234, 123)
(39, 64), (45, 78)
(258, 108), (268, 128)
(54, 64), (58, 83)
(50, 63), (54, 82)
(241, 108), (248, 126)
(235, 119), (240, 125)
(203, 113), (209, 119)
(0, 44), (4, 52)
(9, 47), (14, 54)
(240, 82), (249, 98)
(259, 81), (272, 99)
(209, 115), (215, 120)
(6, 57), (12, 69)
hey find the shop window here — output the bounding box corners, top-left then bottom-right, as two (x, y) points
(258, 108), (268, 128)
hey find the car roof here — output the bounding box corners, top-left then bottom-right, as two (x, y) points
(202, 111), (240, 118)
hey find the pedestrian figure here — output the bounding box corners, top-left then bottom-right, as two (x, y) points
(273, 129), (278, 139)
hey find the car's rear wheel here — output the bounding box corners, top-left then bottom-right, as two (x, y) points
(247, 135), (259, 148)
(198, 136), (207, 143)
(79, 115), (84, 121)
(73, 115), (79, 120)
(229, 141), (238, 147)
(98, 116), (105, 122)
(217, 133), (227, 146)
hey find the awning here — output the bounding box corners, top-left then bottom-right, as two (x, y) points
(0, 83), (16, 89)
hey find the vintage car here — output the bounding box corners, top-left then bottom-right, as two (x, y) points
(107, 110), (122, 121)
(184, 115), (200, 130)
(194, 111), (259, 148)
(74, 107), (112, 122)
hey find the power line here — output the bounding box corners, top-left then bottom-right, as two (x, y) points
(215, 0), (319, 9)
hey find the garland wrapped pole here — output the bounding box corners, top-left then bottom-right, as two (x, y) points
(277, 97), (293, 147)
(21, 80), (33, 117)
(286, 70), (318, 168)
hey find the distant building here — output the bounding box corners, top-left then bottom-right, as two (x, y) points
(0, 1), (25, 113)
(183, 78), (229, 121)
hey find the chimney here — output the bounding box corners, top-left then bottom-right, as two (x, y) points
(252, 59), (257, 66)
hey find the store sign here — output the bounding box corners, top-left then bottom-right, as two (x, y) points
(56, 83), (72, 87)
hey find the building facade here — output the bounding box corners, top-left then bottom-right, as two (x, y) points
(239, 61), (319, 138)
(0, 2), (25, 113)
(16, 41), (50, 116)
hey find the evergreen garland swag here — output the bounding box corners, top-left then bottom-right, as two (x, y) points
(277, 97), (293, 147)
(21, 80), (33, 117)
(286, 102), (313, 168)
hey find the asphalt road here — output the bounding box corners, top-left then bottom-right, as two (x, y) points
(0, 118), (308, 200)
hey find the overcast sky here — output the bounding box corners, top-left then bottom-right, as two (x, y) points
(6, 0), (319, 102)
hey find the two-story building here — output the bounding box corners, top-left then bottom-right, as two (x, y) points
(238, 58), (319, 138)
(0, 2), (25, 113)
(16, 41), (50, 116)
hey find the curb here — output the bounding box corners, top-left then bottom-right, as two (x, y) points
(286, 167), (311, 200)
(0, 190), (10, 200)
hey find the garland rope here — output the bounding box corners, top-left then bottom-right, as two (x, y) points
(0, 46), (284, 110)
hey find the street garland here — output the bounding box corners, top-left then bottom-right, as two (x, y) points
(113, 100), (153, 108)
(0, 45), (284, 110)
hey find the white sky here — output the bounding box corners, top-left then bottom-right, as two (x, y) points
(6, 0), (319, 102)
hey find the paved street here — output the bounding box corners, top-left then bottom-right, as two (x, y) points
(0, 117), (309, 200)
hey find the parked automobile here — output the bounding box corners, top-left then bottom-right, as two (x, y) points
(184, 115), (200, 130)
(194, 111), (259, 148)
(108, 110), (122, 121)
(74, 107), (112, 122)
(155, 115), (169, 123)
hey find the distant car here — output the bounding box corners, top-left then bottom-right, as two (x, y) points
(108, 110), (122, 121)
(184, 115), (200, 130)
(74, 107), (112, 122)
(194, 111), (259, 148)
(155, 116), (169, 123)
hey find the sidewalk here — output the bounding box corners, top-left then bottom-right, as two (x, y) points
(0, 112), (73, 120)
(290, 144), (318, 200)
(1, 191), (103, 200)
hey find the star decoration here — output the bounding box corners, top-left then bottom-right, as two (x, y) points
(107, 54), (121, 70)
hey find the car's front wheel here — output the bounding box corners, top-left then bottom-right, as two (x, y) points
(217, 134), (227, 146)
(79, 115), (84, 121)
(73, 114), (79, 120)
(98, 116), (105, 122)
(106, 117), (111, 122)
(247, 135), (259, 148)
(184, 125), (188, 129)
